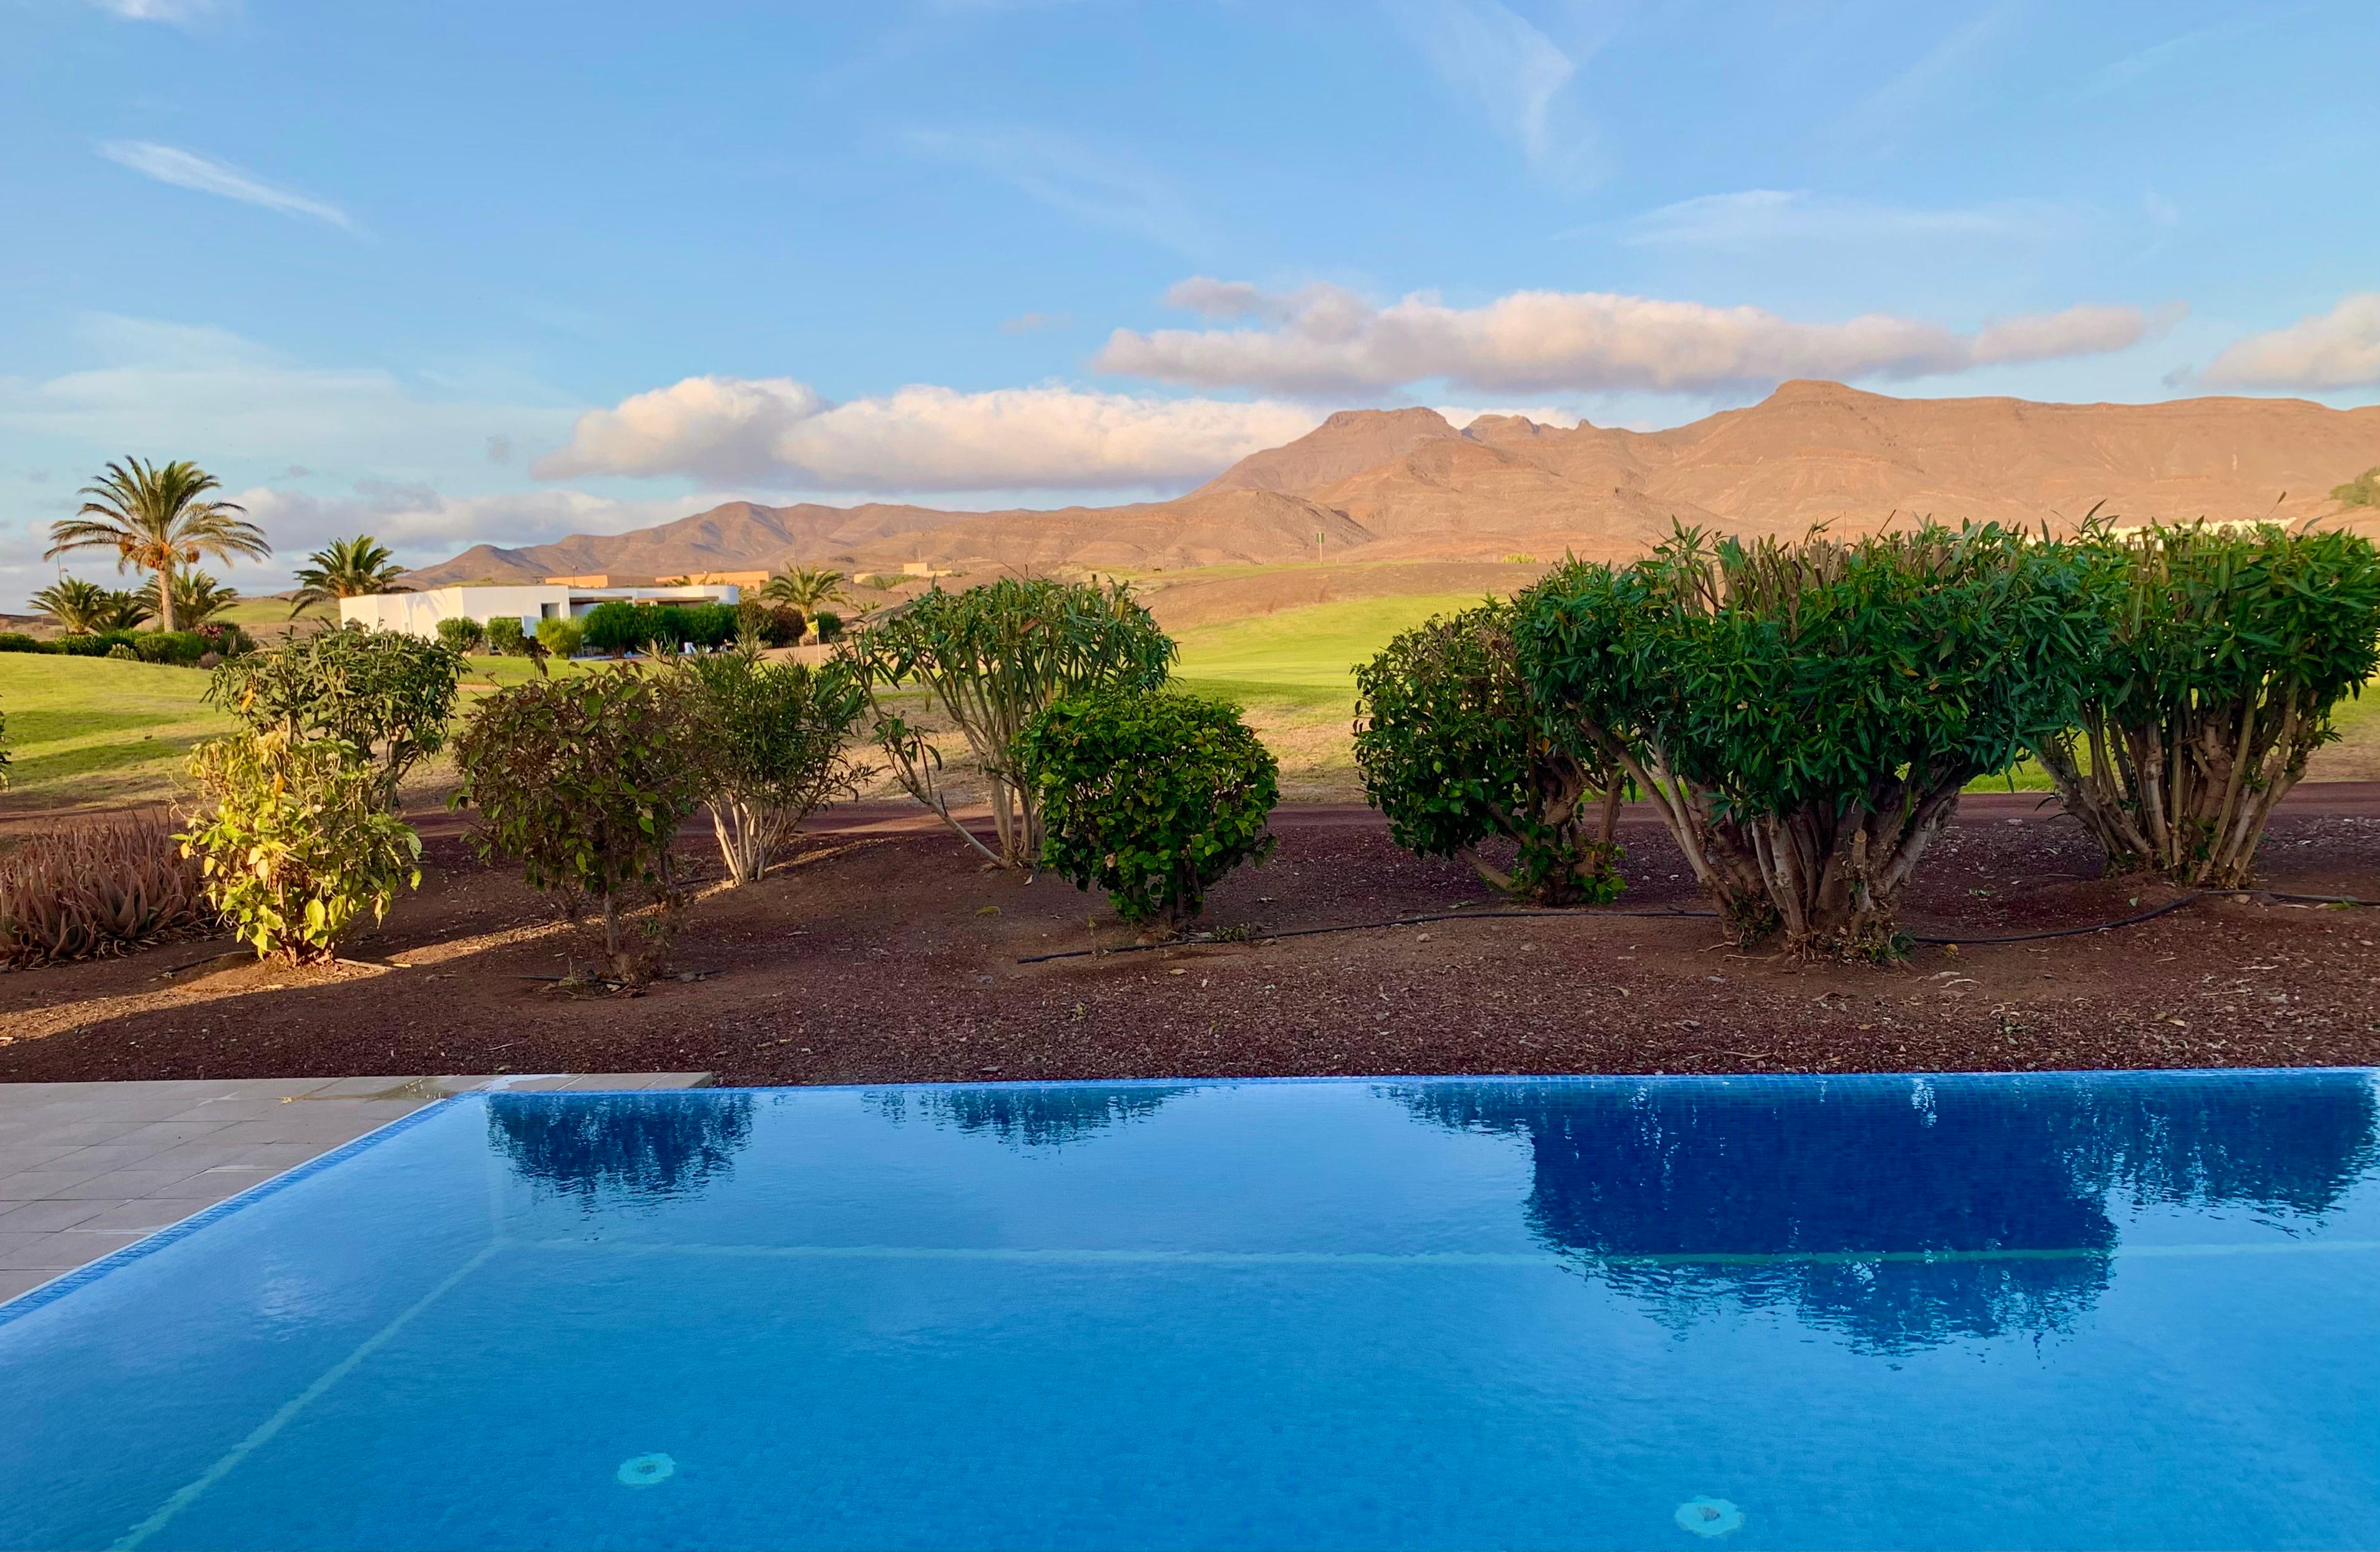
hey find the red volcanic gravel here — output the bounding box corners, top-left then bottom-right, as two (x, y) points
(3, 794), (2378, 1086)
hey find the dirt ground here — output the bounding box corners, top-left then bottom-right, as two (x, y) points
(5, 789), (2378, 1086)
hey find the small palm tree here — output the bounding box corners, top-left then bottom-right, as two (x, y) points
(289, 534), (407, 617)
(31, 578), (115, 634)
(172, 571), (240, 627)
(46, 459), (268, 632)
(99, 588), (157, 631)
(763, 564), (847, 613)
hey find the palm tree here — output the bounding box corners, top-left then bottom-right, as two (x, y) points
(99, 588), (157, 631)
(763, 564), (847, 613)
(31, 578), (114, 634)
(171, 571), (240, 627)
(46, 459), (268, 632)
(289, 534), (407, 617)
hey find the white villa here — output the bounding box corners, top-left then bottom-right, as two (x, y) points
(339, 580), (741, 639)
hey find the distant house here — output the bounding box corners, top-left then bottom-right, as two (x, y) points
(339, 581), (739, 638)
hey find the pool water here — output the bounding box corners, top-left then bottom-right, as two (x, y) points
(4, 1071), (2378, 1550)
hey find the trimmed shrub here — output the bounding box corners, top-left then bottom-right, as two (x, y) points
(207, 627), (464, 801)
(180, 732), (421, 964)
(436, 616), (487, 653)
(1518, 524), (2105, 958)
(679, 652), (872, 884)
(1356, 600), (1625, 905)
(133, 630), (207, 666)
(59, 631), (139, 658)
(1020, 690), (1278, 932)
(849, 577), (1176, 867)
(1, 812), (217, 968)
(485, 616), (529, 656)
(811, 609), (843, 643)
(0, 633), (43, 653)
(580, 600), (642, 656)
(536, 615), (585, 659)
(451, 668), (706, 985)
(2039, 520), (2380, 886)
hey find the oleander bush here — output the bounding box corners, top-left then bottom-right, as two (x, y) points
(1020, 690), (1278, 932)
(451, 667), (706, 985)
(0, 633), (39, 652)
(1518, 522), (2105, 958)
(1, 812), (217, 969)
(2038, 519), (2380, 886)
(208, 626), (464, 802)
(485, 616), (529, 656)
(847, 577), (1176, 867)
(436, 615), (487, 653)
(678, 650), (872, 884)
(1355, 599), (1625, 904)
(180, 732), (421, 964)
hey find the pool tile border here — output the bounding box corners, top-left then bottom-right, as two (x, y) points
(0, 1097), (462, 1330)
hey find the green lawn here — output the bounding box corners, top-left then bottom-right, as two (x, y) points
(0, 655), (234, 808)
(1172, 593), (1480, 689)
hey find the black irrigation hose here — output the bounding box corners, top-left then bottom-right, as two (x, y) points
(1015, 883), (2378, 964)
(1904, 892), (2201, 945)
(1017, 906), (1720, 964)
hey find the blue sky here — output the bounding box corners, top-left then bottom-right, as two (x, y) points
(4, 0), (2376, 595)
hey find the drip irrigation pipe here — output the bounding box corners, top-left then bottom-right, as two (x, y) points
(1017, 907), (1712, 964)
(1016, 882), (2374, 964)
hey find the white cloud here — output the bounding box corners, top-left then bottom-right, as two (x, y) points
(535, 378), (1323, 492)
(905, 127), (1206, 253)
(1622, 189), (2058, 248)
(2201, 295), (2380, 391)
(1383, 0), (1597, 182)
(99, 142), (355, 232)
(1095, 281), (2159, 395)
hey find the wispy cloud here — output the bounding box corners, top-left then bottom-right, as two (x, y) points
(906, 126), (1206, 254)
(1000, 311), (1073, 335)
(99, 142), (357, 232)
(1621, 189), (2064, 248)
(1835, 5), (2018, 149)
(2080, 19), (2253, 98)
(88, 0), (233, 23)
(1383, 0), (1602, 183)
(2202, 295), (2380, 391)
(1096, 278), (2162, 396)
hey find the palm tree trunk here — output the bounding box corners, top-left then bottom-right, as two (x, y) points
(155, 562), (175, 632)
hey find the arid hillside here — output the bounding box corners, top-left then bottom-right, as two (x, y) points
(407, 381), (2380, 585)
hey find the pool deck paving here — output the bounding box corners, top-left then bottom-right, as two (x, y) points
(0, 1071), (713, 1299)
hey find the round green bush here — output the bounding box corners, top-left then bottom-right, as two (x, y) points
(1355, 599), (1624, 904)
(536, 616), (585, 658)
(1019, 690), (1278, 930)
(436, 616), (487, 653)
(485, 617), (528, 656)
(134, 630), (207, 666)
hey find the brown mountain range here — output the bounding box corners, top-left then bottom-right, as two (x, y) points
(407, 380), (2380, 588)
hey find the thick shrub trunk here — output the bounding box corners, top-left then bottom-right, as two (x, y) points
(706, 798), (789, 887)
(2039, 689), (2315, 888)
(1611, 738), (1969, 957)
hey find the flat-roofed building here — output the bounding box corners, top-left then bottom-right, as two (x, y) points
(339, 581), (739, 639)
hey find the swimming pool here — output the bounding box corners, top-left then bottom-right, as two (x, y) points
(4, 1070), (2376, 1550)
